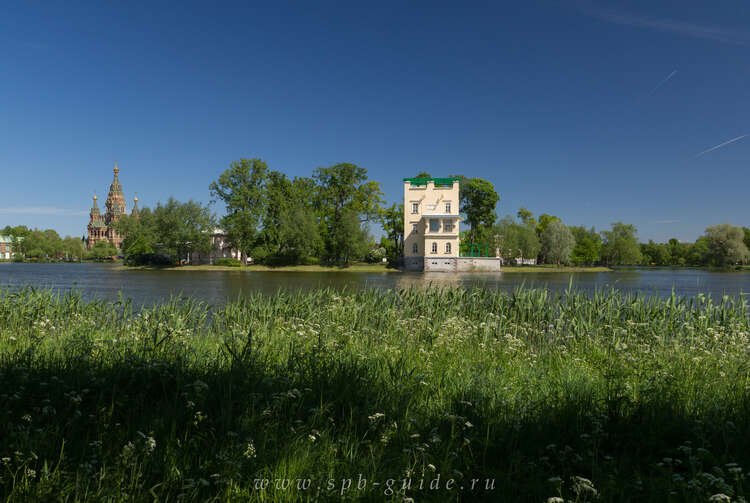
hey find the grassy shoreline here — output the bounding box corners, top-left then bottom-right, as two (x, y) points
(118, 263), (399, 272)
(119, 263), (613, 273)
(1, 286), (748, 501)
(500, 265), (612, 273)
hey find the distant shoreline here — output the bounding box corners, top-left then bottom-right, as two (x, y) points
(117, 263), (400, 273)
(500, 265), (612, 273)
(117, 263), (613, 273)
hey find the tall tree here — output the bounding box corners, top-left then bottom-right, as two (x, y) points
(209, 158), (268, 262)
(258, 172), (321, 264)
(540, 220), (575, 265)
(688, 237), (711, 266)
(380, 203), (404, 264)
(62, 236), (87, 261)
(492, 215), (540, 264)
(704, 223), (749, 266)
(535, 214), (561, 238)
(87, 240), (118, 261)
(157, 198), (214, 261)
(313, 163), (383, 264)
(570, 226), (601, 266)
(458, 177), (499, 243)
(601, 222), (642, 265)
(516, 207), (536, 227)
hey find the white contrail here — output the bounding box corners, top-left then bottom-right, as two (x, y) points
(695, 134), (749, 157)
(648, 70), (677, 95)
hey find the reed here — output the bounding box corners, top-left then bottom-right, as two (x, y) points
(0, 286), (748, 501)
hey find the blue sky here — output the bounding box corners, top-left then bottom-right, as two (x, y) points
(1, 1), (748, 242)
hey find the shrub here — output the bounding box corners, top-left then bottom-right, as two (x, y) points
(214, 257), (242, 267)
(124, 252), (172, 266)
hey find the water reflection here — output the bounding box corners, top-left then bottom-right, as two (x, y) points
(0, 262), (748, 307)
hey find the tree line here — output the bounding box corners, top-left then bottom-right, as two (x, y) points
(0, 225), (118, 262)
(3, 161), (749, 268)
(492, 208), (750, 267)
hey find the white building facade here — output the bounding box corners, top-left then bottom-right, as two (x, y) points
(402, 177), (502, 272)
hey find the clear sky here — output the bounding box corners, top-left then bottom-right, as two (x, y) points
(1, 1), (748, 242)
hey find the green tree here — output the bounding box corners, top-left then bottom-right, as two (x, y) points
(209, 158), (268, 262)
(743, 227), (750, 258)
(62, 236), (86, 261)
(704, 223), (749, 266)
(516, 207), (536, 227)
(688, 237), (711, 266)
(313, 163), (383, 264)
(151, 198), (215, 262)
(380, 203), (404, 265)
(667, 238), (688, 266)
(458, 177), (499, 243)
(540, 220), (575, 265)
(493, 215), (540, 264)
(640, 240), (671, 266)
(535, 214), (561, 238)
(327, 209), (372, 264)
(601, 222), (642, 265)
(414, 172), (432, 178)
(570, 226), (601, 266)
(116, 208), (157, 258)
(17, 229), (62, 261)
(86, 240), (118, 261)
(257, 172), (322, 265)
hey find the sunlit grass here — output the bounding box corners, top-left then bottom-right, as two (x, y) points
(0, 286), (748, 501)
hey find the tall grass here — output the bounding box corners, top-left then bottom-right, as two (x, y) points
(0, 286), (748, 502)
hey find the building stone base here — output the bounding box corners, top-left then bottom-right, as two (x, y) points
(402, 257), (503, 272)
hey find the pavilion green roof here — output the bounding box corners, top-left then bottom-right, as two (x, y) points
(403, 177), (460, 187)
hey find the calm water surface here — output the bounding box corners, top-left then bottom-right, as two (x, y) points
(1, 263), (748, 306)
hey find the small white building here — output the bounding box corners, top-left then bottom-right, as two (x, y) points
(186, 229), (250, 265)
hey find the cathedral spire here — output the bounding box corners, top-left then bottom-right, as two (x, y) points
(131, 194), (139, 218)
(91, 194), (100, 213)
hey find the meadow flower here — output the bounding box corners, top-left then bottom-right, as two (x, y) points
(571, 476), (597, 497)
(121, 442), (136, 461)
(368, 412), (385, 423)
(243, 442), (257, 459)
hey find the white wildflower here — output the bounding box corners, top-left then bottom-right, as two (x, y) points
(243, 442), (256, 459)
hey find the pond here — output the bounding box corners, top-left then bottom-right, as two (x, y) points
(1, 262), (749, 306)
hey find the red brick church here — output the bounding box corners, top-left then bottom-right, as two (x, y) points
(86, 162), (139, 250)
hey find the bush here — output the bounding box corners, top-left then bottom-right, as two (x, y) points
(365, 246), (387, 263)
(124, 252), (173, 266)
(214, 258), (242, 267)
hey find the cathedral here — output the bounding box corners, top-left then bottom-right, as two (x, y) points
(86, 162), (139, 250)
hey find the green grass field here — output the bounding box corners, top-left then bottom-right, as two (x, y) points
(0, 286), (748, 501)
